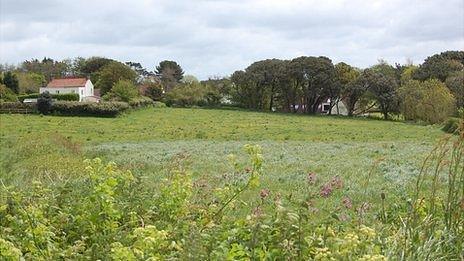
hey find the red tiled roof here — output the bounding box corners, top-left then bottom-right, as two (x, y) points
(46, 78), (87, 88)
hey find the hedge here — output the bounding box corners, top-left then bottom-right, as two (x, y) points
(18, 93), (80, 102)
(0, 102), (38, 114)
(51, 101), (129, 117)
(128, 96), (154, 108)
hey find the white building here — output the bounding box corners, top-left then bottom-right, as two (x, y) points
(39, 77), (99, 102)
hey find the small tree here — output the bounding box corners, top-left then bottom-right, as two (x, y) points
(103, 80), (139, 102)
(37, 91), (53, 114)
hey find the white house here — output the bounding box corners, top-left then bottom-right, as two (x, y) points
(39, 77), (99, 102)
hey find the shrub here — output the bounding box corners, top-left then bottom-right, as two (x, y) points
(0, 84), (18, 102)
(165, 82), (221, 107)
(153, 101), (167, 108)
(140, 81), (164, 101)
(103, 80), (139, 102)
(37, 91), (53, 114)
(0, 102), (37, 113)
(17, 93), (80, 102)
(51, 101), (129, 117)
(128, 96), (153, 108)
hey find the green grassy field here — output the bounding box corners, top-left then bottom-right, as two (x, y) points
(0, 107), (443, 200)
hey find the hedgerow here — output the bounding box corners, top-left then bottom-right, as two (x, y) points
(1, 128), (463, 259)
(17, 93), (80, 102)
(51, 101), (129, 117)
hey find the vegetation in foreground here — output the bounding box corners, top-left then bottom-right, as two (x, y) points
(0, 108), (462, 259)
(0, 128), (462, 259)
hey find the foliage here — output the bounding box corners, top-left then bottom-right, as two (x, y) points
(17, 93), (80, 102)
(37, 91), (53, 114)
(399, 79), (456, 124)
(153, 101), (167, 108)
(16, 72), (46, 94)
(103, 80), (139, 102)
(50, 101), (129, 117)
(335, 62), (363, 116)
(96, 61), (137, 95)
(155, 60), (184, 92)
(128, 96), (154, 108)
(165, 82), (221, 107)
(362, 69), (399, 119)
(0, 84), (18, 102)
(414, 51), (464, 82)
(442, 117), (462, 134)
(1, 131), (462, 259)
(1, 71), (19, 94)
(21, 57), (69, 82)
(0, 102), (36, 113)
(140, 81), (164, 101)
(445, 71), (464, 109)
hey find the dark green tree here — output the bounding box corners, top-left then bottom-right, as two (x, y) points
(37, 91), (53, 115)
(1, 71), (19, 94)
(155, 60), (184, 92)
(362, 69), (399, 119)
(414, 51), (464, 82)
(335, 62), (364, 116)
(445, 71), (464, 109)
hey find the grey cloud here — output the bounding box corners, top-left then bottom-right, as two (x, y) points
(0, 0), (463, 79)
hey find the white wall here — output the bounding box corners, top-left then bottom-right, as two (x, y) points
(85, 80), (94, 97)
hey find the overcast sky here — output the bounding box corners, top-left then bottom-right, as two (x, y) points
(1, 0), (463, 79)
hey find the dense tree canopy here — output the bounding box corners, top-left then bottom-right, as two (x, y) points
(96, 61), (138, 95)
(155, 60), (184, 91)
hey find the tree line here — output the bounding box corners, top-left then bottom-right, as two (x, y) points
(228, 51), (463, 123)
(1, 50), (463, 124)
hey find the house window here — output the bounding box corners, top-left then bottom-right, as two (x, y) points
(323, 104), (330, 112)
(71, 90), (75, 93)
(56, 90), (60, 94)
(81, 90), (84, 95)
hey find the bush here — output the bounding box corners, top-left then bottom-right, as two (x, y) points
(128, 96), (153, 108)
(153, 101), (167, 108)
(51, 101), (129, 117)
(140, 81), (164, 101)
(0, 102), (37, 113)
(102, 80), (139, 102)
(37, 91), (53, 114)
(17, 93), (80, 102)
(165, 82), (221, 107)
(0, 84), (18, 102)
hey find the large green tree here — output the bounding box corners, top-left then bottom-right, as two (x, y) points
(155, 60), (184, 92)
(21, 57), (69, 81)
(335, 62), (363, 116)
(414, 51), (464, 82)
(362, 69), (399, 119)
(399, 79), (456, 124)
(96, 61), (137, 95)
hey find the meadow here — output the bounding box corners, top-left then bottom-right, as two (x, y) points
(0, 108), (462, 260)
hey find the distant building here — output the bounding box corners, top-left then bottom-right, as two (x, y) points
(39, 77), (99, 102)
